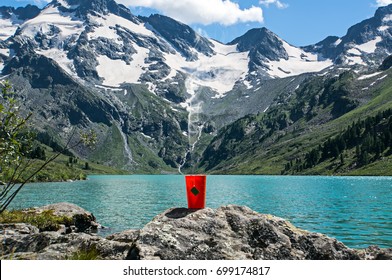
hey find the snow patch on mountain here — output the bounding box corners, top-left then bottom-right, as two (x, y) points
(165, 40), (249, 96)
(57, 0), (80, 10)
(383, 15), (392, 22)
(347, 48), (362, 56)
(96, 45), (150, 87)
(243, 79), (253, 89)
(334, 39), (342, 46)
(378, 74), (388, 81)
(378, 25), (390, 32)
(358, 71), (383, 80)
(0, 48), (10, 57)
(90, 13), (154, 38)
(267, 40), (333, 78)
(0, 15), (22, 41)
(36, 48), (77, 77)
(88, 15), (122, 42)
(346, 56), (366, 66)
(343, 37), (383, 66)
(357, 37), (382, 53)
(20, 6), (83, 39)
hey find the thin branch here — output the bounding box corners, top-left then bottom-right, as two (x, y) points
(0, 160), (24, 200)
(0, 128), (82, 213)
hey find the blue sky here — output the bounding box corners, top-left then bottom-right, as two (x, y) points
(3, 0), (392, 46)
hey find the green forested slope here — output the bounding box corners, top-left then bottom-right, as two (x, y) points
(198, 67), (392, 175)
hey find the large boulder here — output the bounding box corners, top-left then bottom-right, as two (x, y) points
(112, 205), (392, 260)
(35, 202), (101, 233)
(0, 223), (131, 260)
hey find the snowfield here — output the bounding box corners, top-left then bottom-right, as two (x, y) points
(96, 45), (150, 87)
(20, 6), (84, 39)
(267, 40), (333, 78)
(356, 37), (382, 53)
(88, 13), (156, 42)
(36, 48), (77, 77)
(0, 16), (21, 41)
(164, 40), (249, 96)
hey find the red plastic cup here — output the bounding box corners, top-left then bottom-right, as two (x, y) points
(185, 175), (207, 209)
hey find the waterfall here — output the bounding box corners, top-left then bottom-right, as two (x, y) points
(115, 120), (134, 167)
(95, 85), (134, 168)
(178, 77), (204, 174)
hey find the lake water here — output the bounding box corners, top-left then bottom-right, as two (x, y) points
(8, 175), (392, 249)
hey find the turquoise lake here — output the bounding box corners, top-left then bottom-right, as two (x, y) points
(8, 175), (392, 248)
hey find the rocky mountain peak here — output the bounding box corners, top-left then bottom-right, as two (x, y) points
(374, 3), (392, 21)
(342, 4), (391, 45)
(229, 27), (289, 72)
(305, 3), (392, 66)
(52, 0), (137, 22)
(144, 14), (215, 60)
(230, 28), (280, 50)
(0, 5), (41, 41)
(0, 4), (40, 21)
(54, 0), (116, 11)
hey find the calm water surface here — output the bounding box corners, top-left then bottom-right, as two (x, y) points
(8, 175), (392, 248)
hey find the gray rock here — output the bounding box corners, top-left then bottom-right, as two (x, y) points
(106, 229), (140, 243)
(357, 245), (392, 260)
(36, 202), (93, 217)
(35, 202), (101, 233)
(0, 223), (131, 260)
(1, 204), (391, 260)
(124, 205), (391, 260)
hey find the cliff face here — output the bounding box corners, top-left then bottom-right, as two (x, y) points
(1, 204), (391, 260)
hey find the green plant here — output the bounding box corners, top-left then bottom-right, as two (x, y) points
(0, 81), (32, 168)
(0, 81), (97, 213)
(0, 209), (72, 232)
(68, 244), (101, 260)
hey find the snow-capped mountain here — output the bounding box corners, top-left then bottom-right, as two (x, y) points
(2, 0), (391, 97)
(304, 4), (392, 67)
(229, 27), (333, 79)
(0, 4), (40, 70)
(0, 0), (333, 98)
(1, 0), (392, 172)
(0, 5), (40, 41)
(0, 0), (245, 101)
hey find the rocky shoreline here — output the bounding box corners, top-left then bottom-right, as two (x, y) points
(1, 203), (391, 260)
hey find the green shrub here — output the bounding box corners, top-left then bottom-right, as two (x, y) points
(0, 209), (72, 232)
(68, 244), (101, 260)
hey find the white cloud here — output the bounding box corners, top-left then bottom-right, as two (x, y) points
(376, 0), (392, 6)
(259, 0), (288, 9)
(118, 0), (264, 26)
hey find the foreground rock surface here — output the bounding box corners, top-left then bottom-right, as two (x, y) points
(1, 204), (391, 260)
(112, 205), (392, 260)
(0, 203), (128, 260)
